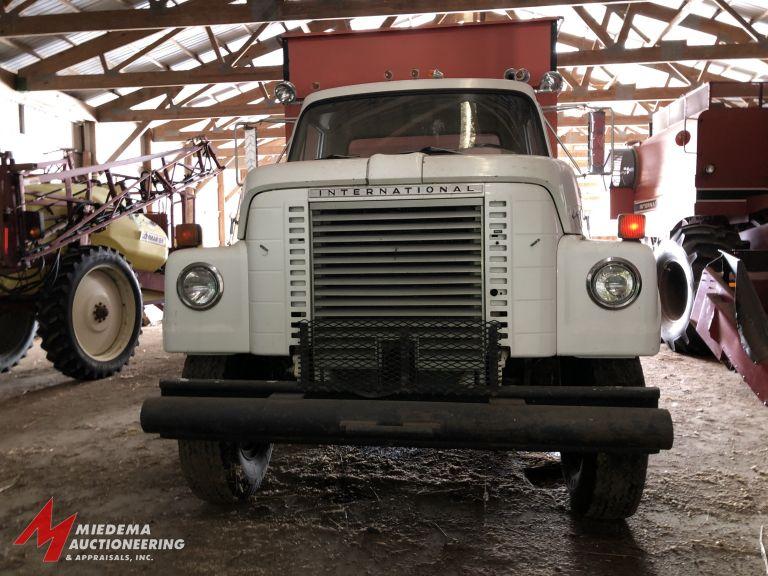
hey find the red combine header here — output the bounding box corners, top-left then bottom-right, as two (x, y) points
(610, 82), (768, 404)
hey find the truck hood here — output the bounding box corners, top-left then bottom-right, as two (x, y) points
(238, 153), (583, 238)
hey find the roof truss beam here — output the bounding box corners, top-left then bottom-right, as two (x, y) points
(0, 0), (652, 37)
(559, 39), (768, 67)
(712, 0), (765, 42)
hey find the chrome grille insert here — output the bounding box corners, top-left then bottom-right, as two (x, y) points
(310, 198), (483, 319)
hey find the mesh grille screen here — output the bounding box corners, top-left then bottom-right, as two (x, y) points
(299, 319), (500, 397)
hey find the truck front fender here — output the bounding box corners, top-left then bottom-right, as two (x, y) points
(557, 235), (661, 357)
(163, 242), (250, 354)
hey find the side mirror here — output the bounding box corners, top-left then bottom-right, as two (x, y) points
(587, 110), (606, 175)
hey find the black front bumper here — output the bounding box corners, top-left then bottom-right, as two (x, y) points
(141, 380), (674, 454)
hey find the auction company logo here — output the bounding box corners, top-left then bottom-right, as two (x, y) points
(13, 498), (184, 563)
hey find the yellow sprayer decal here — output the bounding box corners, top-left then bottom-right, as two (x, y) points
(139, 230), (167, 247)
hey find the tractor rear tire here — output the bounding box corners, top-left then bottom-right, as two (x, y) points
(177, 355), (274, 505)
(560, 358), (649, 520)
(660, 221), (748, 355)
(0, 306), (37, 374)
(37, 246), (142, 380)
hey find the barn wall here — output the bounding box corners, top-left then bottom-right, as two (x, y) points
(0, 82), (90, 163)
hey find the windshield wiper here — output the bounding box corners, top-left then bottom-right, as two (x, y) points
(321, 154), (359, 160)
(413, 146), (464, 156)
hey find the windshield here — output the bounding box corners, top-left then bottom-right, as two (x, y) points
(288, 91), (549, 161)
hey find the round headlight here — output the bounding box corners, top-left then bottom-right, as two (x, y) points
(274, 81), (297, 104)
(177, 263), (223, 310)
(587, 258), (641, 309)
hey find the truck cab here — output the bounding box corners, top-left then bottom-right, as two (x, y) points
(142, 20), (673, 520)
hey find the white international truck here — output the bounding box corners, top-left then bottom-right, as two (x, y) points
(141, 20), (673, 520)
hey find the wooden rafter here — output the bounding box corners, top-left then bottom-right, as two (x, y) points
(558, 113), (649, 127)
(151, 122), (286, 142)
(23, 64), (282, 90)
(18, 36), (768, 92)
(572, 6), (613, 47)
(614, 5), (635, 47)
(559, 85), (690, 103)
(112, 27), (182, 73)
(646, 0), (701, 47)
(97, 83), (274, 121)
(98, 99), (283, 122)
(205, 26), (224, 63)
(560, 40), (768, 67)
(712, 0), (765, 42)
(0, 1), (657, 38)
(17, 23), (282, 91)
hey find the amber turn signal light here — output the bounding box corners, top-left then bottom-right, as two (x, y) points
(618, 213), (645, 240)
(174, 223), (203, 248)
(22, 211), (44, 240)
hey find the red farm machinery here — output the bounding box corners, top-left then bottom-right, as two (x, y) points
(0, 140), (222, 378)
(610, 82), (768, 404)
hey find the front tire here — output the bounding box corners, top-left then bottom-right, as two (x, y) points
(177, 355), (273, 504)
(37, 246), (142, 380)
(561, 358), (649, 520)
(178, 440), (272, 504)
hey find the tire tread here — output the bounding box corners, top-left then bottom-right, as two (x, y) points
(37, 246), (142, 380)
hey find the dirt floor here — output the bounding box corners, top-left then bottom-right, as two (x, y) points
(0, 325), (766, 575)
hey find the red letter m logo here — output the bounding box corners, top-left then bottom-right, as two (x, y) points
(13, 498), (77, 562)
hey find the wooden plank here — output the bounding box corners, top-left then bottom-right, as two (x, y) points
(206, 26), (224, 63)
(615, 6), (635, 47)
(31, 37), (763, 92)
(20, 32), (281, 92)
(559, 131), (645, 145)
(572, 6), (613, 47)
(151, 123), (286, 142)
(0, 0), (652, 37)
(98, 101), (284, 122)
(559, 40), (768, 67)
(15, 0), (220, 78)
(95, 86), (178, 116)
(24, 64), (283, 90)
(630, 2), (751, 43)
(712, 0), (764, 42)
(559, 85), (690, 103)
(112, 27), (182, 72)
(17, 30), (155, 78)
(558, 113), (649, 127)
(557, 31), (754, 83)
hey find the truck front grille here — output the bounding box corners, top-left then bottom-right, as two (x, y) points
(298, 318), (500, 396)
(310, 198), (483, 319)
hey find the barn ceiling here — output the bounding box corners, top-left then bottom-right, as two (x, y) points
(1, 0), (767, 166)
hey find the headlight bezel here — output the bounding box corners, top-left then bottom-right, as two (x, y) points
(586, 257), (642, 310)
(176, 262), (224, 311)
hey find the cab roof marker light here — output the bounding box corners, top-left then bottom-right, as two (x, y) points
(274, 81), (297, 105)
(538, 71), (564, 94)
